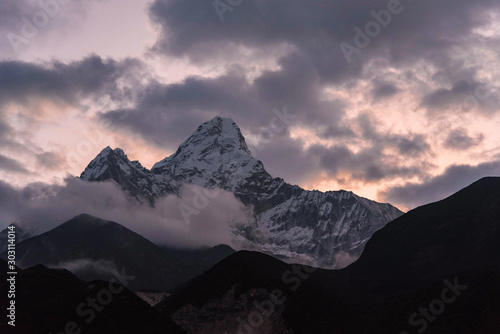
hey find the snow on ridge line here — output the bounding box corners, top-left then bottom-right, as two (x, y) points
(78, 116), (404, 268)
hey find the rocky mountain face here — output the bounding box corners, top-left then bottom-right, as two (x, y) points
(4, 178), (500, 333)
(80, 146), (178, 204)
(156, 178), (500, 334)
(80, 116), (403, 267)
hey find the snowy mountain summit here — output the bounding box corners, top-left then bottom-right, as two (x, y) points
(152, 116), (259, 191)
(80, 116), (403, 267)
(80, 146), (177, 203)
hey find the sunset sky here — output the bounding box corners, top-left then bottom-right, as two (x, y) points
(1, 0), (500, 211)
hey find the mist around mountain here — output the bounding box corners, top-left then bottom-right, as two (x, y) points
(80, 116), (403, 268)
(1, 214), (235, 291)
(155, 177), (500, 333)
(2, 177), (499, 333)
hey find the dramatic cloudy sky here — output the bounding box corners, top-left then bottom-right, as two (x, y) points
(1, 0), (500, 212)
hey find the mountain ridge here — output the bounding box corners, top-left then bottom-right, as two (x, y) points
(0, 258), (186, 334)
(1, 213), (235, 291)
(346, 176), (500, 288)
(3, 178), (500, 333)
(156, 177), (500, 333)
(80, 116), (403, 267)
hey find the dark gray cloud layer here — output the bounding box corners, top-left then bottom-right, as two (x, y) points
(99, 72), (433, 185)
(100, 63), (346, 142)
(444, 128), (484, 150)
(144, 0), (500, 135)
(149, 0), (497, 80)
(380, 161), (500, 209)
(0, 56), (142, 107)
(0, 56), (151, 182)
(0, 0), (498, 210)
(142, 0), (500, 206)
(371, 80), (399, 101)
(0, 154), (29, 174)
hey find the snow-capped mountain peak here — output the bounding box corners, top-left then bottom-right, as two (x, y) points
(80, 146), (176, 203)
(79, 116), (403, 267)
(152, 116), (262, 190)
(153, 116), (251, 169)
(187, 116), (251, 154)
(80, 146), (137, 181)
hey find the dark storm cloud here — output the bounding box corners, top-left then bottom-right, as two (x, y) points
(371, 80), (399, 101)
(396, 135), (430, 157)
(0, 56), (142, 107)
(148, 0), (498, 82)
(100, 68), (259, 148)
(0, 121), (14, 146)
(100, 64), (348, 150)
(145, 0), (500, 160)
(290, 113), (434, 183)
(444, 128), (484, 150)
(0, 0), (496, 213)
(0, 56), (145, 178)
(380, 161), (500, 209)
(421, 79), (500, 115)
(94, 0), (498, 192)
(0, 181), (21, 225)
(248, 135), (315, 185)
(100, 74), (433, 185)
(0, 154), (30, 174)
(320, 124), (355, 140)
(36, 151), (66, 169)
(309, 145), (351, 176)
(356, 113), (431, 158)
(0, 119), (29, 152)
(149, 0), (363, 82)
(421, 80), (479, 110)
(309, 143), (431, 183)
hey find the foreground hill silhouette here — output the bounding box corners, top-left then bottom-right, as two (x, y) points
(2, 178), (499, 333)
(1, 214), (234, 291)
(157, 177), (500, 333)
(0, 259), (185, 334)
(348, 176), (500, 288)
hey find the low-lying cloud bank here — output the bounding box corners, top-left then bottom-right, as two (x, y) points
(0, 177), (252, 248)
